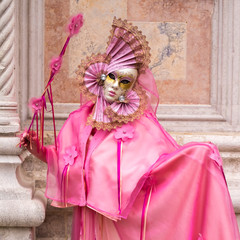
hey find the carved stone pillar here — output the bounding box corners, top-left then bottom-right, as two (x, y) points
(0, 0), (46, 239)
(0, 0), (19, 132)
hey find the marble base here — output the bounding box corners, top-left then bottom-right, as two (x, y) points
(0, 227), (34, 240)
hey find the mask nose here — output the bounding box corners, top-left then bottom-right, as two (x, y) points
(112, 79), (119, 90)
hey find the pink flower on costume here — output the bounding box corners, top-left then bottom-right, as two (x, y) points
(114, 124), (135, 142)
(50, 56), (62, 73)
(29, 97), (44, 113)
(63, 146), (78, 166)
(68, 14), (84, 37)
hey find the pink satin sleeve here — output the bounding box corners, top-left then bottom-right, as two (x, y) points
(45, 103), (94, 206)
(114, 143), (240, 240)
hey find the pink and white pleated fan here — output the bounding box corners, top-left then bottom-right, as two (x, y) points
(84, 62), (108, 96)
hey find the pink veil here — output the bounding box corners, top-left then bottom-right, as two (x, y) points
(137, 68), (159, 114)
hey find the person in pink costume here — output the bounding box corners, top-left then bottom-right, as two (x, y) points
(20, 17), (240, 240)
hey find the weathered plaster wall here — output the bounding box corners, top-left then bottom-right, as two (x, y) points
(44, 0), (213, 104)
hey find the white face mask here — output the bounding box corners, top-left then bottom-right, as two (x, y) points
(103, 68), (138, 103)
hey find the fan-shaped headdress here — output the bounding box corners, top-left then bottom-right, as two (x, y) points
(76, 17), (159, 131)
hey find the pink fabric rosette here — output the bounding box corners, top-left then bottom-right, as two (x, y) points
(110, 90), (140, 117)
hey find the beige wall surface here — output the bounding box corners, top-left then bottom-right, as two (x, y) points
(44, 0), (213, 104)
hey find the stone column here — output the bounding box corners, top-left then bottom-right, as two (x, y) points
(0, 0), (46, 239)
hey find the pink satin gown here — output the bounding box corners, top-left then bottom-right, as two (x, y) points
(45, 101), (240, 240)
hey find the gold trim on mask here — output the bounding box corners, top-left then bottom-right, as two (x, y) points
(106, 71), (136, 90)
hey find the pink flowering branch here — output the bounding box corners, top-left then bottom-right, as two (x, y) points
(46, 13), (83, 87)
(20, 13), (83, 150)
(50, 56), (62, 74)
(68, 14), (84, 37)
(44, 13), (83, 148)
(28, 96), (46, 113)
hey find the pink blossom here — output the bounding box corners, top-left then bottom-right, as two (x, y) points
(20, 128), (28, 138)
(63, 146), (78, 166)
(17, 128), (28, 148)
(29, 97), (43, 112)
(68, 13), (83, 37)
(114, 124), (135, 142)
(50, 56), (62, 73)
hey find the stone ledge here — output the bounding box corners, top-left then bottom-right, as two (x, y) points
(0, 118), (20, 133)
(0, 194), (46, 227)
(0, 137), (22, 155)
(0, 227), (33, 240)
(171, 132), (240, 152)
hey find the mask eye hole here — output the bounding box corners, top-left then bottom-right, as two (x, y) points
(120, 79), (130, 84)
(108, 73), (115, 80)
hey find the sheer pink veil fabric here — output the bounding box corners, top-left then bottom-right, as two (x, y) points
(137, 68), (159, 114)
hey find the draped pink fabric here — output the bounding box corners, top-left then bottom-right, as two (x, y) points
(137, 69), (159, 114)
(45, 102), (240, 240)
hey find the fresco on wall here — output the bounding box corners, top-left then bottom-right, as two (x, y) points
(135, 21), (186, 81)
(44, 0), (213, 104)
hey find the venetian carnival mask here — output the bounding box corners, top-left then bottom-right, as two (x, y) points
(103, 68), (138, 103)
(76, 17), (157, 131)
